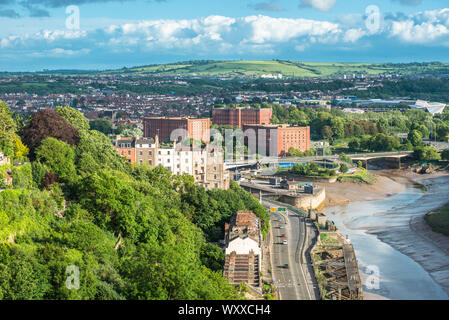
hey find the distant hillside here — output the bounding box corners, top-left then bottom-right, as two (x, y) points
(104, 60), (449, 78)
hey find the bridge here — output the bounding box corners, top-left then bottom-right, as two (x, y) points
(351, 152), (412, 169)
(225, 151), (414, 171)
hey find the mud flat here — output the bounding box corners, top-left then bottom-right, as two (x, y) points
(370, 173), (449, 298)
(317, 173), (407, 207)
(324, 169), (449, 300)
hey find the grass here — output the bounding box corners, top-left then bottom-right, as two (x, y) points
(320, 233), (339, 245)
(338, 169), (376, 184)
(425, 204), (449, 237)
(103, 60), (449, 78)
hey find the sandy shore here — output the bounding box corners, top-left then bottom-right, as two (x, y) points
(323, 168), (449, 299)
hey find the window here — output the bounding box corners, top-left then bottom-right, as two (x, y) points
(128, 151), (131, 156)
(149, 151), (152, 156)
(140, 151), (143, 156)
(149, 160), (152, 166)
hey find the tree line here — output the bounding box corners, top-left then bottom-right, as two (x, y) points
(0, 102), (269, 300)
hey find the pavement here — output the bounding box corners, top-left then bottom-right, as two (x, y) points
(264, 201), (320, 300)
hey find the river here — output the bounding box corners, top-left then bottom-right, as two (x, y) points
(325, 173), (449, 300)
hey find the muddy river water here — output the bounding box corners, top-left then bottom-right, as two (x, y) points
(325, 174), (449, 300)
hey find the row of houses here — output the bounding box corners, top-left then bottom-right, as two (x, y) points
(223, 210), (262, 288)
(114, 135), (230, 190)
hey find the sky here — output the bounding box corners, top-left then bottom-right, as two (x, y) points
(1, 0), (449, 71)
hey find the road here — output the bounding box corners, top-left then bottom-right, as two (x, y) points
(264, 201), (320, 300)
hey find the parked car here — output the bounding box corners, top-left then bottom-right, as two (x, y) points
(281, 234), (286, 238)
(283, 239), (288, 245)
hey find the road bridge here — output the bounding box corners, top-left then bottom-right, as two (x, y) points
(225, 151), (414, 171)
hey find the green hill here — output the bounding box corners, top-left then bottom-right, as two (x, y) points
(105, 60), (449, 78)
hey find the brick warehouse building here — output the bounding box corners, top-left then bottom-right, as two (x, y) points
(212, 107), (272, 128)
(242, 124), (311, 156)
(143, 117), (211, 143)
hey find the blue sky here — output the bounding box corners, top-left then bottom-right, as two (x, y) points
(1, 0), (449, 71)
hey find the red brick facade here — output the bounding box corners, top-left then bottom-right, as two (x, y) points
(212, 108), (272, 128)
(242, 124), (310, 156)
(143, 117), (210, 143)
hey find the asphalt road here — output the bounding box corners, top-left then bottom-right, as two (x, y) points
(266, 203), (320, 300)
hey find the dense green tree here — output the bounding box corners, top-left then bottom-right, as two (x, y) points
(22, 110), (80, 159)
(408, 130), (423, 147)
(35, 138), (77, 183)
(55, 106), (89, 132)
(441, 149), (449, 161)
(414, 146), (441, 162)
(75, 130), (130, 177)
(11, 163), (33, 189)
(0, 101), (17, 158)
(340, 163), (349, 174)
(89, 119), (113, 135)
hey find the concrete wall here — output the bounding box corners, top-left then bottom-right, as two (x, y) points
(279, 188), (326, 211)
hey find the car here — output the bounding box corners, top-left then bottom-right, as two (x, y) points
(282, 239), (288, 245)
(281, 234), (286, 238)
(283, 264), (289, 269)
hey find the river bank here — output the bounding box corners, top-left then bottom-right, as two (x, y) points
(322, 168), (449, 300)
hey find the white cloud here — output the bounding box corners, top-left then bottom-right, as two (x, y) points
(0, 14), (373, 58)
(243, 15), (340, 44)
(28, 48), (91, 57)
(388, 9), (449, 45)
(343, 28), (366, 43)
(300, 0), (337, 12)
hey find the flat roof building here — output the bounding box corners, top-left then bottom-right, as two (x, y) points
(143, 117), (211, 143)
(243, 124), (311, 156)
(212, 107), (272, 128)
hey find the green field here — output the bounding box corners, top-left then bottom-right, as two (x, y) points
(104, 60), (449, 78)
(425, 204), (449, 237)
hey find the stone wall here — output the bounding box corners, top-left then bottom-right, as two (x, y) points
(279, 188), (326, 211)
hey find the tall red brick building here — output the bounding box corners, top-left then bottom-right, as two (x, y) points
(143, 117), (210, 143)
(243, 124), (311, 156)
(212, 107), (272, 128)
